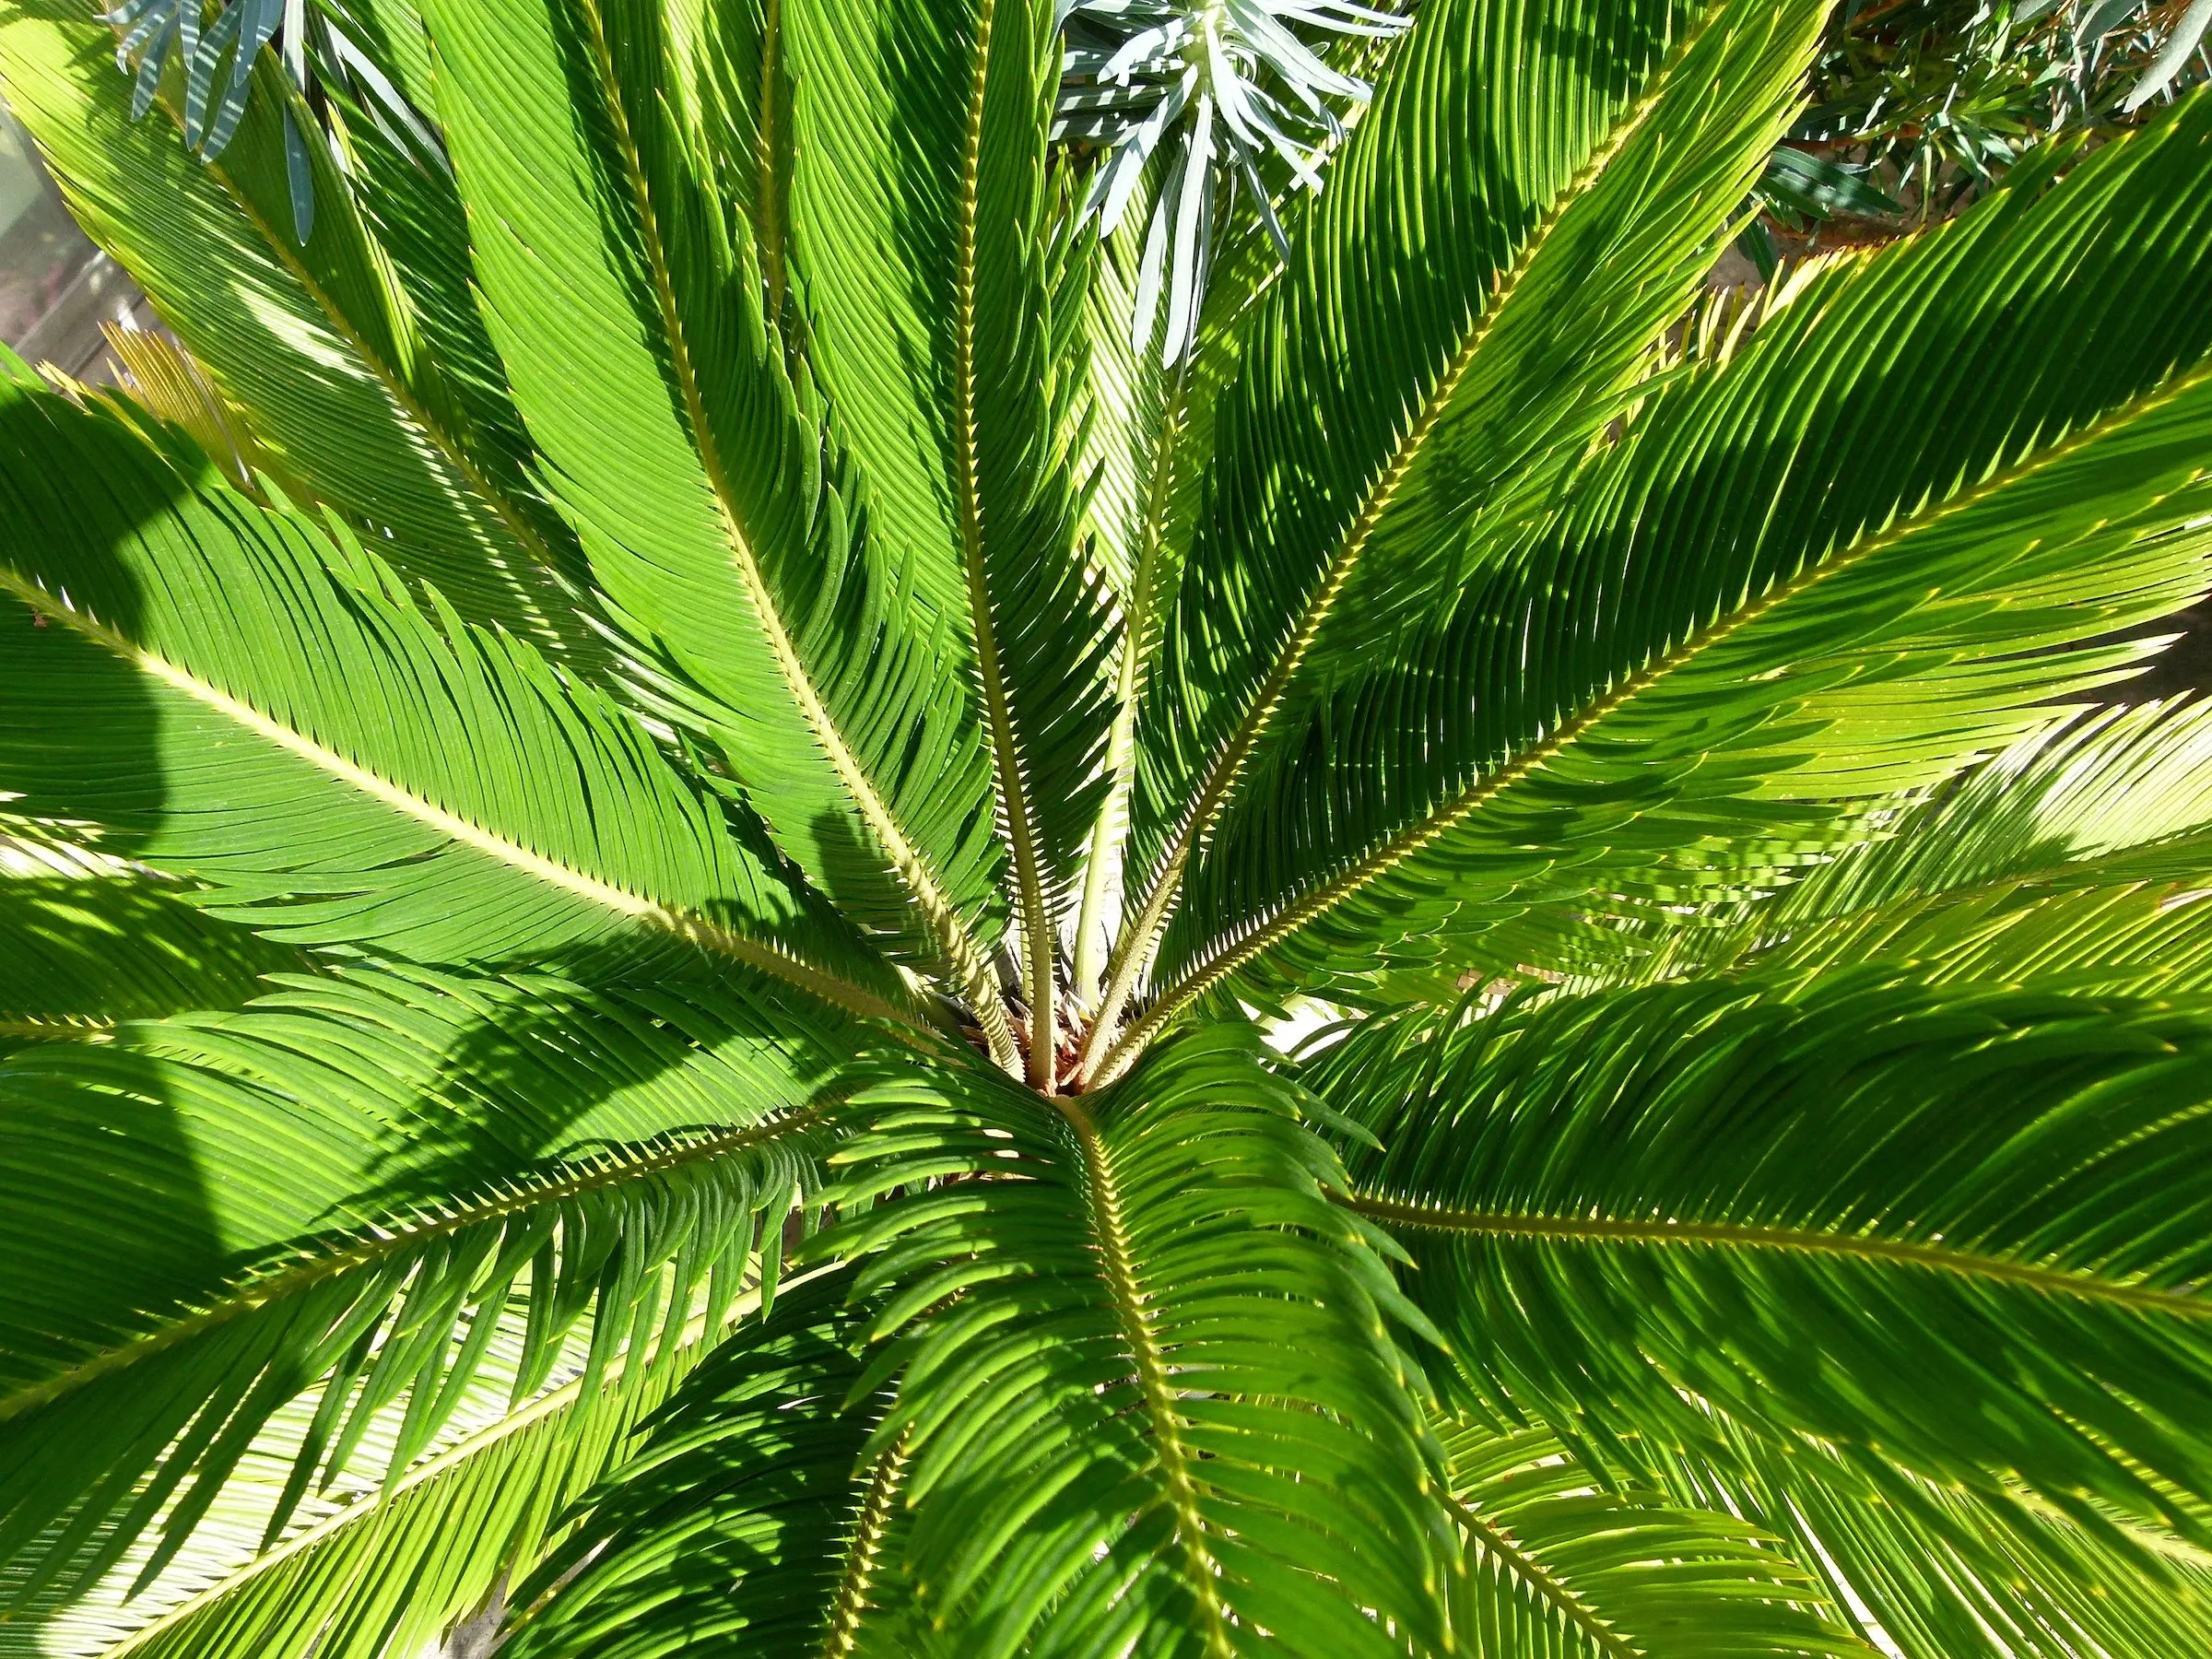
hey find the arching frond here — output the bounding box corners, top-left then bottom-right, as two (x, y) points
(1440, 1417), (1860, 1657)
(1312, 969), (2212, 1554)
(1089, 0), (1830, 1074)
(782, 0), (1119, 1071)
(18, 1278), (740, 1659)
(0, 365), (908, 1019)
(1148, 95), (2212, 1039)
(1643, 1415), (2212, 1659)
(0, 15), (604, 673)
(819, 1027), (1455, 1657)
(419, 0), (1023, 1045)
(0, 964), (838, 1608)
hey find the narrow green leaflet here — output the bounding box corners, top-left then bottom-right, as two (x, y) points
(20, 1288), (721, 1659)
(1439, 1418), (1859, 1657)
(1143, 97), (2212, 1039)
(0, 963), (836, 1606)
(0, 365), (903, 1013)
(1312, 969), (2212, 1555)
(1643, 1417), (2212, 1659)
(0, 877), (309, 1049)
(501, 1269), (941, 1659)
(1068, 194), (1286, 1009)
(1095, 0), (1829, 1066)
(0, 15), (601, 671)
(818, 1028), (1456, 1658)
(785, 0), (1117, 1068)
(419, 0), (1013, 1033)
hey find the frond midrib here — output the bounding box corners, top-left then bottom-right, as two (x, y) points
(135, 80), (589, 667)
(0, 1094), (836, 1427)
(1352, 1194), (2212, 1316)
(1106, 351), (2212, 1077)
(96, 1266), (827, 1658)
(569, 0), (1021, 1070)
(818, 1426), (912, 1659)
(1077, 7), (1715, 1080)
(1058, 1096), (1233, 1654)
(0, 566), (911, 1027)
(0, 1015), (116, 1041)
(953, 0), (1055, 1088)
(1450, 1492), (1639, 1659)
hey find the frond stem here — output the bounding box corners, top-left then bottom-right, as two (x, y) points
(1102, 352), (2212, 1082)
(1076, 19), (1700, 1083)
(1352, 1194), (2212, 1315)
(1449, 1491), (1637, 1659)
(757, 0), (787, 319)
(818, 1426), (912, 1659)
(1056, 1096), (1232, 1653)
(569, 0), (1020, 1072)
(954, 0), (1057, 1089)
(0, 568), (918, 1030)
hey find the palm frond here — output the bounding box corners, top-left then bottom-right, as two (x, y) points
(0, 963), (836, 1607)
(1675, 698), (2212, 978)
(1644, 1415), (2212, 1659)
(0, 14), (606, 673)
(1142, 94), (2212, 1046)
(816, 1026), (1455, 1656)
(0, 364), (910, 1018)
(1439, 1416), (1861, 1657)
(419, 0), (1022, 1053)
(1089, 0), (1830, 1076)
(1310, 967), (2212, 1555)
(16, 1275), (743, 1659)
(782, 0), (1120, 1071)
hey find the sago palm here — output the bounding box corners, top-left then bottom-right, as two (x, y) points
(5, 0), (2212, 1651)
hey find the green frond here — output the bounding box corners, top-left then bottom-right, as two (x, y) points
(0, 962), (836, 1609)
(20, 1281), (739, 1659)
(817, 1026), (1455, 1657)
(0, 877), (309, 1053)
(1661, 699), (2212, 984)
(1310, 967), (2212, 1555)
(420, 0), (1018, 1040)
(1521, 696), (2212, 995)
(0, 365), (911, 1018)
(783, 0), (1119, 1065)
(500, 1268), (940, 1658)
(0, 14), (605, 673)
(1093, 0), (1830, 1066)
(1146, 93), (2212, 1037)
(1644, 1417), (2212, 1659)
(1440, 1417), (1861, 1657)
